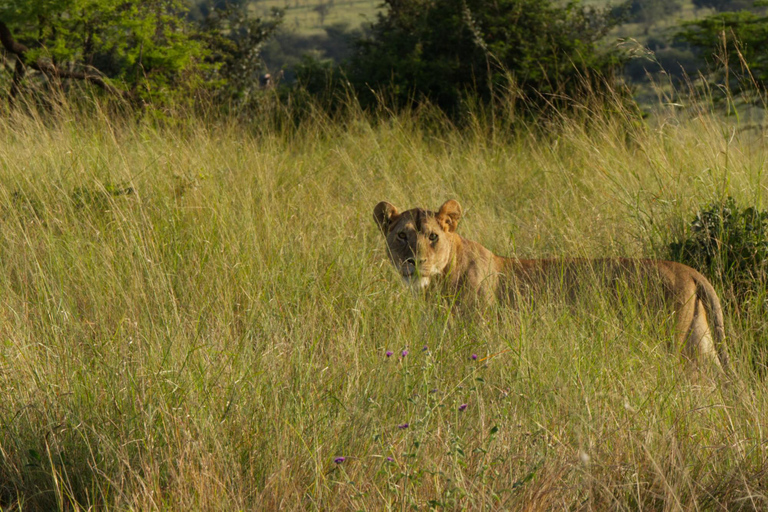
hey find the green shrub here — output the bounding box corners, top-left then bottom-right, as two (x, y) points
(669, 197), (768, 296)
(344, 0), (627, 117)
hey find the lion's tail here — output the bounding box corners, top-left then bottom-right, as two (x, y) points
(695, 277), (729, 372)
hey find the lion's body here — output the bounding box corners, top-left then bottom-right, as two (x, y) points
(373, 199), (728, 370)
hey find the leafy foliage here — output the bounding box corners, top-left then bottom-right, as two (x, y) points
(0, 0), (207, 100)
(677, 3), (768, 100)
(0, 0), (281, 107)
(197, 2), (284, 108)
(343, 0), (627, 116)
(669, 197), (768, 297)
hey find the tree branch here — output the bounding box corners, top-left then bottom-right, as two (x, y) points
(0, 20), (29, 55)
(0, 20), (132, 100)
(0, 21), (28, 99)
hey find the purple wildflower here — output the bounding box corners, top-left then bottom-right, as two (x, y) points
(386, 351), (393, 358)
(386, 457), (394, 462)
(401, 350), (409, 357)
(422, 345), (429, 352)
(398, 423), (409, 429)
(458, 404), (468, 411)
(334, 457), (345, 464)
(471, 354), (478, 360)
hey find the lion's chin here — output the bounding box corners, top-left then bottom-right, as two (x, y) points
(403, 276), (432, 292)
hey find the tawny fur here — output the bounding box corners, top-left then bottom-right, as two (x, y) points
(374, 199), (728, 370)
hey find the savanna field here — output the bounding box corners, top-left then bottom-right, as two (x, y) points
(1, 98), (768, 510)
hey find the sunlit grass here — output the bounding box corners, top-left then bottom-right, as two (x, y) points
(0, 96), (766, 510)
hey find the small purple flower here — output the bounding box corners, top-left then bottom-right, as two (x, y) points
(471, 354), (478, 360)
(458, 403), (468, 411)
(422, 345), (429, 352)
(334, 457), (346, 464)
(386, 457), (394, 462)
(401, 350), (409, 357)
(386, 351), (393, 358)
(398, 422), (409, 429)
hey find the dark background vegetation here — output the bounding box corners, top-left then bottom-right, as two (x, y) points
(2, 0), (768, 116)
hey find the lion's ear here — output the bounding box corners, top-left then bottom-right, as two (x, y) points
(437, 199), (462, 233)
(373, 201), (399, 235)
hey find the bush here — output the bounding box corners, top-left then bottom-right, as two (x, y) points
(669, 197), (768, 296)
(343, 0), (627, 117)
(677, 7), (768, 103)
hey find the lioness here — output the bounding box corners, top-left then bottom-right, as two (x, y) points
(373, 199), (728, 370)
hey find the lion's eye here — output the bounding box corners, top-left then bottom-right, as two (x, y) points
(397, 232), (407, 240)
(429, 233), (438, 242)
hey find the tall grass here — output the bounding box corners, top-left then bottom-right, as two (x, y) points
(0, 93), (766, 510)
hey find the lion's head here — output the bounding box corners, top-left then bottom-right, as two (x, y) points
(373, 199), (462, 290)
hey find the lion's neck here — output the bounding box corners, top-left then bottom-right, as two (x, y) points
(443, 233), (501, 281)
(444, 233), (465, 276)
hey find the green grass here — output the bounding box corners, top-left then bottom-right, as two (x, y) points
(252, 0), (380, 36)
(0, 95), (767, 510)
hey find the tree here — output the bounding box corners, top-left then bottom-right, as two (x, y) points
(197, 2), (284, 107)
(0, 0), (210, 103)
(677, 4), (768, 99)
(0, 0), (281, 107)
(345, 0), (626, 115)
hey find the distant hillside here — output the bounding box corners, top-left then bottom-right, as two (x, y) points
(251, 0), (380, 36)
